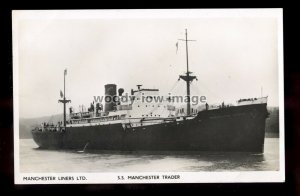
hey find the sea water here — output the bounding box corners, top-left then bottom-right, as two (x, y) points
(19, 138), (279, 173)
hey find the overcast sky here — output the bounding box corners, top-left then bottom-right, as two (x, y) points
(14, 10), (282, 118)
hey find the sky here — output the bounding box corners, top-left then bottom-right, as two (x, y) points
(14, 10), (282, 118)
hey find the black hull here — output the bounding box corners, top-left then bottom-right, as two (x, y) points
(32, 103), (268, 153)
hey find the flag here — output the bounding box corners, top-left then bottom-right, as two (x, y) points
(176, 42), (178, 54)
(60, 90), (63, 98)
(64, 69), (67, 75)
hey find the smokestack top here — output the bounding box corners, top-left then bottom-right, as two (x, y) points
(105, 84), (116, 87)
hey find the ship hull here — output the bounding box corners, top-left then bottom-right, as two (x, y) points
(32, 103), (268, 152)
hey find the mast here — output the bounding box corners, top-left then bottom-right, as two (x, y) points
(64, 70), (66, 126)
(59, 69), (71, 128)
(178, 29), (197, 116)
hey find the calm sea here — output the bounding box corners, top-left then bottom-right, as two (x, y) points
(19, 138), (279, 173)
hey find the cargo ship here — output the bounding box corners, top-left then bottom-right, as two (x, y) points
(31, 29), (269, 152)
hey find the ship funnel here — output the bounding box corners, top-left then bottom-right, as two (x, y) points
(104, 84), (117, 112)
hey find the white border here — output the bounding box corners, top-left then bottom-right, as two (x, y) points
(13, 9), (285, 184)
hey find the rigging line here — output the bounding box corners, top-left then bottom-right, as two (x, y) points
(172, 80), (185, 94)
(190, 82), (201, 95)
(168, 80), (180, 94)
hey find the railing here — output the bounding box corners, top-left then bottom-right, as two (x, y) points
(70, 114), (127, 124)
(37, 125), (65, 132)
(70, 111), (94, 119)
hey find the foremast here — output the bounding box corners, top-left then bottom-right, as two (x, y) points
(58, 69), (71, 128)
(178, 29), (197, 116)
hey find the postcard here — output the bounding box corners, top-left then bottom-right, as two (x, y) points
(13, 9), (284, 184)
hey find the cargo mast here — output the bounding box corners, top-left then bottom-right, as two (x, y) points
(59, 69), (71, 128)
(178, 29), (197, 116)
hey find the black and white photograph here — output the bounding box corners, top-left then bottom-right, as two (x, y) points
(13, 9), (284, 184)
